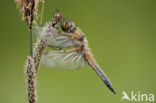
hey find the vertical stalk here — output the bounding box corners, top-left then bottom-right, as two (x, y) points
(40, 1), (45, 25)
(30, 28), (33, 57)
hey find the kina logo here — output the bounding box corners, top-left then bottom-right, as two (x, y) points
(121, 91), (154, 102)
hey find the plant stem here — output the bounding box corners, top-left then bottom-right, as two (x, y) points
(30, 28), (33, 57)
(40, 1), (45, 25)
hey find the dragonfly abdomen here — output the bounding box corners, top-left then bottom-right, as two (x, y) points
(83, 51), (116, 94)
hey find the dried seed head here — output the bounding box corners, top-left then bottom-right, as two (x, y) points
(33, 39), (47, 73)
(16, 0), (44, 29)
(25, 56), (37, 103)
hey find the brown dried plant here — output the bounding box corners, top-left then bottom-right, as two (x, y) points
(33, 39), (47, 73)
(16, 0), (44, 29)
(15, 1), (63, 103)
(24, 13), (62, 103)
(25, 56), (37, 103)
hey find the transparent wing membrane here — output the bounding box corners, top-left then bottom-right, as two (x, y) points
(41, 51), (86, 70)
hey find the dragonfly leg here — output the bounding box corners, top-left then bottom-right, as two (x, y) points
(57, 42), (67, 50)
(55, 36), (69, 41)
(58, 32), (74, 37)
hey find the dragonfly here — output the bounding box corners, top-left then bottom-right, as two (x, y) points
(36, 13), (116, 94)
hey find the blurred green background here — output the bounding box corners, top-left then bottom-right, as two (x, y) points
(0, 0), (156, 103)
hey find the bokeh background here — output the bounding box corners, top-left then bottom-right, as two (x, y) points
(0, 0), (156, 103)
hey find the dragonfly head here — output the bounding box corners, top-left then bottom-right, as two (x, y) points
(61, 21), (75, 32)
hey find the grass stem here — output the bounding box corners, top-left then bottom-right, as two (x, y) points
(40, 1), (45, 25)
(30, 28), (33, 57)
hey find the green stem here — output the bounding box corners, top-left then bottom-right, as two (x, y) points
(30, 28), (33, 57)
(40, 1), (45, 25)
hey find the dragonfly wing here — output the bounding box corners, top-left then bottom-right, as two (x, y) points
(48, 36), (74, 49)
(34, 23), (59, 42)
(41, 51), (86, 70)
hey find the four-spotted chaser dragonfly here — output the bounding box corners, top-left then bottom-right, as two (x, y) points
(36, 13), (116, 94)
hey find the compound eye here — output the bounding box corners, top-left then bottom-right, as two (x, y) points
(61, 22), (71, 32)
(61, 21), (75, 32)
